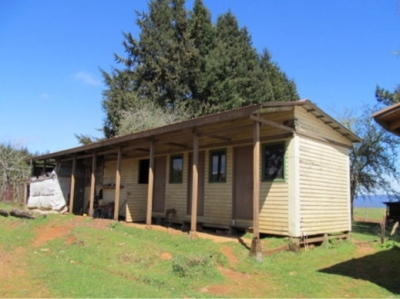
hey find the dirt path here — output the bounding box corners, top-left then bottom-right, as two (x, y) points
(0, 216), (382, 298)
(0, 216), (114, 297)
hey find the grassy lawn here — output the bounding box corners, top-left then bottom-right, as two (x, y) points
(354, 207), (386, 222)
(0, 205), (399, 298)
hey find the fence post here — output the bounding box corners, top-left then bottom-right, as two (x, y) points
(380, 215), (386, 244)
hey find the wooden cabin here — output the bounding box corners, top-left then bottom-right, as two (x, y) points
(29, 100), (360, 245)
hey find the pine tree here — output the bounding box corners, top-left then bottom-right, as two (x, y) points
(259, 50), (298, 102)
(187, 0), (216, 114)
(99, 0), (299, 138)
(101, 69), (137, 138)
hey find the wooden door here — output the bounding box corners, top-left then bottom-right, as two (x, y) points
(233, 145), (253, 220)
(187, 151), (205, 216)
(153, 156), (166, 213)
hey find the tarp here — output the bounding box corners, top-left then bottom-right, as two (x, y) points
(27, 170), (70, 212)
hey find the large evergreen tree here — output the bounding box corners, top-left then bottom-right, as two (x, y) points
(101, 0), (299, 138)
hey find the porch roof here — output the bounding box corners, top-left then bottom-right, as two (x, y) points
(372, 102), (400, 137)
(30, 100), (360, 162)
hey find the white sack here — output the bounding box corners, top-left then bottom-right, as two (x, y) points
(28, 172), (70, 211)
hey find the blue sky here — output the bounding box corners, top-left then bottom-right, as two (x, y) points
(1, 0), (399, 154)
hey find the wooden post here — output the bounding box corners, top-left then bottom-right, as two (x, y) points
(190, 132), (199, 239)
(89, 152), (97, 217)
(114, 147), (122, 220)
(251, 119), (262, 260)
(380, 215), (386, 244)
(146, 141), (155, 229)
(23, 182), (28, 208)
(43, 159), (47, 175)
(69, 155), (76, 214)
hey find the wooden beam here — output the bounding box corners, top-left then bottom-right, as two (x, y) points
(146, 140), (155, 228)
(113, 147), (122, 220)
(164, 142), (188, 148)
(69, 154), (76, 214)
(253, 121), (260, 240)
(389, 118), (400, 131)
(250, 120), (262, 259)
(135, 148), (150, 153)
(250, 114), (295, 133)
(198, 123), (253, 137)
(190, 133), (199, 238)
(197, 132), (231, 142)
(89, 152), (96, 217)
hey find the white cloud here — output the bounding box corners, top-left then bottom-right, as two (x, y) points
(73, 71), (101, 87)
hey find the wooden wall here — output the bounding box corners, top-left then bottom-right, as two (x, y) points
(165, 152), (188, 224)
(295, 106), (351, 235)
(298, 137), (351, 235)
(96, 106), (352, 238)
(295, 106), (353, 147)
(102, 158), (147, 222)
(201, 147), (233, 228)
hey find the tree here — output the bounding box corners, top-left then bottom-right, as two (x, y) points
(117, 100), (191, 136)
(0, 143), (31, 203)
(339, 105), (400, 215)
(375, 85), (400, 106)
(100, 0), (299, 138)
(201, 12), (272, 113)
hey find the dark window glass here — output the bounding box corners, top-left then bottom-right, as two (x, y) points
(263, 143), (285, 181)
(138, 159), (149, 184)
(210, 150), (226, 182)
(170, 155), (183, 183)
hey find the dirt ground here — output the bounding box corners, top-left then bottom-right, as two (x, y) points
(0, 216), (376, 298)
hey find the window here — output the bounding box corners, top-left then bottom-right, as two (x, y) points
(170, 155), (183, 183)
(262, 143), (285, 181)
(138, 159), (149, 184)
(209, 149), (226, 182)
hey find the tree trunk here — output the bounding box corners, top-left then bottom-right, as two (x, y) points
(10, 208), (35, 219)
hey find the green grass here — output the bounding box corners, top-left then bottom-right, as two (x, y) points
(1, 203), (400, 298)
(23, 222), (226, 298)
(354, 207), (386, 222)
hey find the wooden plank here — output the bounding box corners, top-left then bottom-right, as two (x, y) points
(114, 147), (122, 220)
(146, 141), (155, 228)
(69, 154), (76, 213)
(89, 152), (96, 217)
(253, 120), (260, 240)
(190, 133), (199, 237)
(250, 114), (295, 133)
